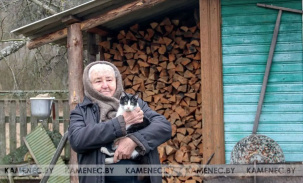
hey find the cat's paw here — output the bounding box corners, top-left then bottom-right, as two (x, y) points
(105, 157), (117, 164)
(100, 147), (114, 156)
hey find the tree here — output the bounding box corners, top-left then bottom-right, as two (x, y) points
(0, 0), (89, 90)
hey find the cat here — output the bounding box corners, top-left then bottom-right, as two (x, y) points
(100, 91), (150, 164)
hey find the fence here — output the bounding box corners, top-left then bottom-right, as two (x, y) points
(0, 90), (70, 161)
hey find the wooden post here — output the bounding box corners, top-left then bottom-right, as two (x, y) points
(67, 23), (84, 183)
(20, 100), (27, 146)
(0, 101), (5, 158)
(200, 0), (225, 164)
(63, 100), (71, 160)
(9, 100), (17, 152)
(53, 101), (60, 132)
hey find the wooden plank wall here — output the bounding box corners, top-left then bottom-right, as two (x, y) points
(221, 0), (303, 163)
(0, 99), (70, 159)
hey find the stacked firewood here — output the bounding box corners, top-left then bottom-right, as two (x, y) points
(100, 16), (202, 182)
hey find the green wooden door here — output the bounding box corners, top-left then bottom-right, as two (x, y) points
(221, 0), (303, 163)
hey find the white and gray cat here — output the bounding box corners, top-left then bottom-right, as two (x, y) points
(100, 91), (150, 164)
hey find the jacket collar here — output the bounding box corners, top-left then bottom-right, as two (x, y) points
(79, 96), (94, 107)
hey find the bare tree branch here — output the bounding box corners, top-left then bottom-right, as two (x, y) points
(0, 0), (7, 11)
(0, 0), (59, 62)
(29, 0), (57, 15)
(0, 16), (6, 40)
(44, 0), (60, 12)
(0, 40), (26, 61)
(2, 56), (19, 90)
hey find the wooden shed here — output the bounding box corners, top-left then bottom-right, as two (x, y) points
(10, 0), (303, 182)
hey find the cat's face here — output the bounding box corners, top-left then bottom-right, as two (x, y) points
(120, 92), (139, 112)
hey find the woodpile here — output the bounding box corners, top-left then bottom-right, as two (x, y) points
(100, 15), (202, 182)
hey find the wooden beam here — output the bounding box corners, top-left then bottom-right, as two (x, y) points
(26, 27), (106, 50)
(62, 15), (81, 25)
(67, 23), (84, 183)
(87, 27), (109, 36)
(27, 0), (166, 49)
(26, 28), (68, 49)
(200, 0), (225, 164)
(79, 0), (165, 30)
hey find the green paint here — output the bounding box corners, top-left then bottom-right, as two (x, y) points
(223, 22), (300, 33)
(224, 72), (303, 84)
(225, 133), (303, 142)
(224, 103), (303, 112)
(225, 123), (303, 132)
(224, 113), (303, 123)
(224, 83), (303, 93)
(222, 0), (303, 164)
(225, 142), (303, 151)
(225, 152), (302, 162)
(223, 43), (303, 54)
(223, 32), (301, 44)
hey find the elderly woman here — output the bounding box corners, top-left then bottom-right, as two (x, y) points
(68, 61), (172, 183)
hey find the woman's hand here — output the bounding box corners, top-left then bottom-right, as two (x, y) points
(113, 137), (137, 163)
(122, 107), (144, 125)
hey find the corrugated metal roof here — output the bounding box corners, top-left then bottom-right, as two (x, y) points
(11, 0), (198, 41)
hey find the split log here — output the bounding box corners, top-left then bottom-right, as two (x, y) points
(165, 145), (177, 156)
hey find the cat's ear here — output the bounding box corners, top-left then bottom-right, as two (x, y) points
(120, 91), (127, 98)
(133, 92), (140, 100)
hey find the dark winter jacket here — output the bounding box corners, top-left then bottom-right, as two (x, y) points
(68, 96), (172, 183)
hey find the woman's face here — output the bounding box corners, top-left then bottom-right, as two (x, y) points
(90, 67), (116, 97)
